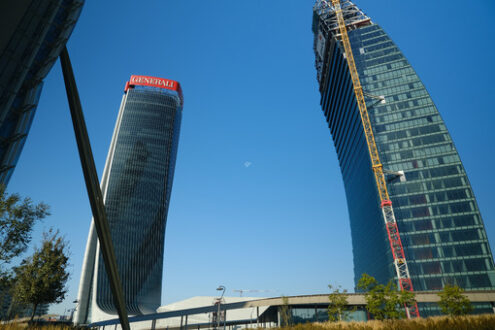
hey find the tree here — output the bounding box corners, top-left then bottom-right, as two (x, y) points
(438, 284), (472, 316)
(0, 273), (14, 320)
(280, 296), (292, 327)
(13, 230), (70, 321)
(357, 273), (416, 320)
(0, 185), (49, 276)
(328, 284), (349, 322)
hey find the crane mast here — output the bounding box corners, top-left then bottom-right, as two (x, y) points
(328, 0), (420, 318)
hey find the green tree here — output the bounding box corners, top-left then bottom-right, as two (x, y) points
(0, 185), (49, 276)
(327, 284), (349, 321)
(280, 296), (292, 327)
(357, 273), (416, 320)
(13, 230), (70, 321)
(438, 284), (472, 316)
(0, 273), (13, 320)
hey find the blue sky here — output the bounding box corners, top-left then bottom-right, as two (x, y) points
(7, 0), (495, 315)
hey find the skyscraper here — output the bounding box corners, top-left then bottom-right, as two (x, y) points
(0, 0), (84, 185)
(75, 75), (183, 324)
(312, 0), (495, 312)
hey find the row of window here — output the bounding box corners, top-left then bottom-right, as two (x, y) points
(363, 59), (409, 76)
(387, 153), (460, 172)
(385, 143), (454, 162)
(409, 243), (488, 260)
(361, 45), (400, 63)
(400, 215), (480, 232)
(412, 273), (493, 291)
(399, 200), (474, 219)
(409, 258), (494, 276)
(133, 85), (181, 100)
(426, 154), (460, 166)
(399, 164), (461, 182)
(375, 106), (432, 127)
(354, 26), (383, 38)
(382, 132), (447, 152)
(359, 34), (389, 48)
(432, 188), (470, 202)
(363, 63), (414, 85)
(365, 73), (418, 91)
(376, 92), (428, 111)
(392, 176), (466, 195)
(405, 228), (484, 246)
(393, 188), (470, 207)
(375, 114), (440, 133)
(415, 143), (454, 158)
(365, 80), (419, 99)
(376, 122), (444, 143)
(353, 28), (385, 43)
(433, 201), (475, 215)
(362, 40), (394, 54)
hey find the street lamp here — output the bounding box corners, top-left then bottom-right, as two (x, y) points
(70, 300), (79, 323)
(216, 285), (226, 298)
(216, 286), (226, 329)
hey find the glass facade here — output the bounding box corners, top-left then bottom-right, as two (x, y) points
(291, 307), (367, 323)
(0, 0), (84, 185)
(312, 1), (495, 301)
(96, 85), (182, 314)
(75, 76), (183, 323)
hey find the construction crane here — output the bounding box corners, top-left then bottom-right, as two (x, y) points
(324, 0), (420, 318)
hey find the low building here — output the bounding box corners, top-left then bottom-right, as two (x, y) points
(155, 296), (271, 329)
(88, 292), (495, 329)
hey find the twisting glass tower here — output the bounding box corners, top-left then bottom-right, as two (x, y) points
(312, 0), (495, 314)
(74, 75), (183, 324)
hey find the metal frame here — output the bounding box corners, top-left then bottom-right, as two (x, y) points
(59, 46), (130, 330)
(314, 0), (371, 34)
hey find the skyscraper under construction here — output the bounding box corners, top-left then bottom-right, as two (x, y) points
(312, 0), (495, 314)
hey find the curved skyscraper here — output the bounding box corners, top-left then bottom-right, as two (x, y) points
(75, 75), (183, 324)
(0, 0), (84, 185)
(312, 1), (495, 314)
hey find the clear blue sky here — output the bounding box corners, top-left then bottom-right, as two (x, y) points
(7, 0), (495, 315)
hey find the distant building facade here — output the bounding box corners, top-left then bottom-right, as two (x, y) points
(88, 291), (495, 329)
(74, 75), (183, 324)
(0, 289), (48, 320)
(312, 0), (495, 312)
(0, 0), (84, 185)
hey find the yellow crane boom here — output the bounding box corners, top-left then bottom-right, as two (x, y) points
(328, 0), (420, 318)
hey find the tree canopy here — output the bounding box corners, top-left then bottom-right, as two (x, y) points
(0, 185), (49, 276)
(280, 296), (292, 326)
(328, 284), (350, 322)
(357, 273), (416, 320)
(438, 284), (472, 316)
(13, 230), (70, 321)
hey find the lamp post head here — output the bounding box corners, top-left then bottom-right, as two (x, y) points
(216, 285), (226, 299)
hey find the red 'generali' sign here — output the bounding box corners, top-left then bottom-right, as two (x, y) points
(125, 75), (183, 105)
